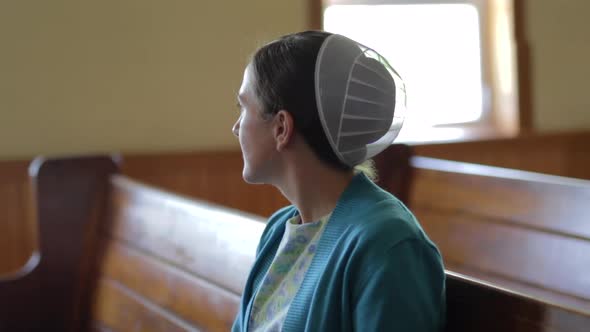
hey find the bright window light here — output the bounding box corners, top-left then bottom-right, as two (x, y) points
(324, 4), (484, 129)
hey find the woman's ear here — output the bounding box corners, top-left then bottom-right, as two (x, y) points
(273, 110), (295, 152)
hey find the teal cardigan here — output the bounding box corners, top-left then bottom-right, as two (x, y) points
(232, 173), (446, 331)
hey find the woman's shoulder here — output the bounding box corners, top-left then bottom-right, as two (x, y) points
(336, 183), (440, 260)
(342, 200), (443, 277)
(351, 198), (424, 244)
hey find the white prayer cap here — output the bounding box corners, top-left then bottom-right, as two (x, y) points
(315, 34), (406, 166)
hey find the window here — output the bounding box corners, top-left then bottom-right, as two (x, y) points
(322, 0), (518, 143)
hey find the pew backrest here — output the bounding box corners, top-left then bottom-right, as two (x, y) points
(0, 156), (119, 332)
(407, 156), (590, 316)
(91, 174), (265, 331)
(0, 156), (266, 332)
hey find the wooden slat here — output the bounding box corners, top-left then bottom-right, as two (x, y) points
(412, 157), (590, 238)
(105, 175), (265, 295)
(98, 240), (240, 331)
(92, 279), (200, 332)
(417, 208), (590, 306)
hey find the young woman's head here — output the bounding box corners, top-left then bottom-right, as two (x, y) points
(233, 31), (400, 183)
(233, 31), (350, 183)
(250, 31), (348, 171)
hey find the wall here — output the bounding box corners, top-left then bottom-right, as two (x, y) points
(0, 0), (307, 159)
(526, 0), (590, 131)
(1, 0), (589, 159)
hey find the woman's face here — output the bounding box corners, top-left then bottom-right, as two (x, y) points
(232, 65), (277, 184)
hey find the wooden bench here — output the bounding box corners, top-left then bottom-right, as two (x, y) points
(379, 155), (590, 319)
(0, 156), (266, 331)
(1, 155), (589, 331)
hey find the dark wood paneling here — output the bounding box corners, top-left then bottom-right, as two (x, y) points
(0, 160), (35, 275)
(414, 131), (590, 180)
(121, 151), (289, 218)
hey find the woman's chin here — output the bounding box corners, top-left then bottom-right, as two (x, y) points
(242, 166), (269, 185)
(242, 167), (258, 184)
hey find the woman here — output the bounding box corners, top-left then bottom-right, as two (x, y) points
(231, 30), (445, 331)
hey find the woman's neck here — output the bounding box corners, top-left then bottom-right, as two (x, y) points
(277, 160), (354, 224)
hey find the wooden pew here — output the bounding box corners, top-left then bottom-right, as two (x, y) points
(0, 156), (119, 331)
(92, 173), (266, 331)
(391, 156), (590, 319)
(0, 155), (265, 331)
(1, 155), (589, 331)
